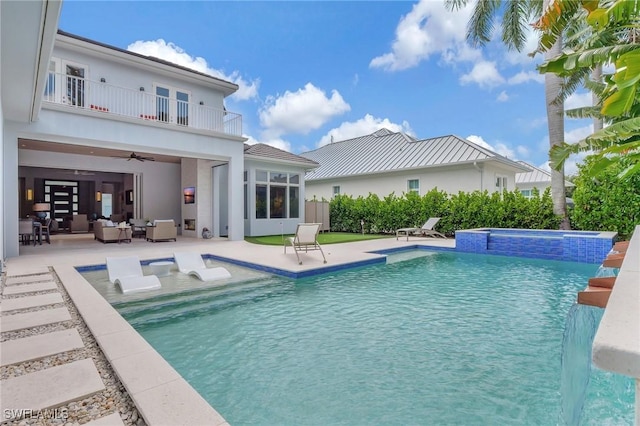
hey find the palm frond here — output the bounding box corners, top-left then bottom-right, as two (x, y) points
(503, 0), (531, 50)
(467, 0), (501, 47)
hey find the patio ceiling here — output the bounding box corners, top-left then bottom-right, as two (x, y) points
(18, 139), (181, 164)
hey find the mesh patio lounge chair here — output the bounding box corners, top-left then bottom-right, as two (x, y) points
(284, 223), (327, 265)
(396, 217), (445, 241)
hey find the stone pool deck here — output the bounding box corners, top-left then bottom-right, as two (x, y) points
(2, 234), (453, 425)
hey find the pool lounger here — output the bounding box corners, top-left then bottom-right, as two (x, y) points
(106, 256), (162, 294)
(173, 251), (231, 282)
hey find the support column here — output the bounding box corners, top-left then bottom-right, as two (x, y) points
(227, 155), (243, 241)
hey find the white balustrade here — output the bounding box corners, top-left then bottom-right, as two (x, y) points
(42, 73), (242, 136)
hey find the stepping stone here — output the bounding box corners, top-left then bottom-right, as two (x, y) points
(0, 293), (64, 313)
(0, 329), (85, 367)
(0, 359), (105, 421)
(0, 308), (71, 333)
(6, 274), (53, 285)
(3, 281), (57, 296)
(84, 412), (126, 425)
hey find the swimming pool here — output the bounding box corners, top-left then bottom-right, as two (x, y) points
(88, 251), (634, 424)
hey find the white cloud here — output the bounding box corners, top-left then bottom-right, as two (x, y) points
(565, 124), (594, 144)
(317, 114), (414, 148)
(466, 134), (521, 159)
(564, 92), (592, 111)
(460, 61), (505, 88)
(127, 39), (259, 101)
(369, 0), (475, 71)
(507, 71), (545, 85)
(243, 134), (292, 153)
(259, 83), (350, 138)
(497, 91), (509, 102)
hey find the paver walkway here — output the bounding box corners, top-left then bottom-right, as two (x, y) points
(1, 271), (124, 425)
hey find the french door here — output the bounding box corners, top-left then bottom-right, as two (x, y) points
(154, 84), (190, 126)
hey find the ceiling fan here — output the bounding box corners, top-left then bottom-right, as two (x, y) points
(114, 152), (155, 162)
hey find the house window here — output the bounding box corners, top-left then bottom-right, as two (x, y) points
(256, 185), (267, 219)
(64, 61), (87, 107)
(496, 175), (508, 192)
(408, 179), (420, 194)
(154, 83), (191, 125)
(254, 170), (300, 219)
(520, 189), (532, 199)
(333, 186), (341, 196)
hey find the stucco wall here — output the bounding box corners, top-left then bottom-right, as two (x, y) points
(305, 163), (519, 201)
(244, 159), (309, 237)
(52, 44), (226, 111)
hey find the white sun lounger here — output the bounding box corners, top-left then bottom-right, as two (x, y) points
(106, 256), (162, 294)
(173, 252), (231, 282)
(284, 223), (327, 265)
(396, 217), (446, 241)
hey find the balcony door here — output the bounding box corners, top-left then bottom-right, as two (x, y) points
(63, 60), (87, 107)
(154, 84), (190, 126)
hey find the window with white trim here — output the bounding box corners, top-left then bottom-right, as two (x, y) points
(520, 189), (532, 199)
(408, 179), (420, 194)
(255, 170), (300, 219)
(495, 175), (508, 192)
(332, 186), (341, 196)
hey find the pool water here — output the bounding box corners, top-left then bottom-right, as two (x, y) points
(113, 251), (634, 425)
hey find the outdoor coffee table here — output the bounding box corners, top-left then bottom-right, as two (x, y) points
(149, 261), (173, 277)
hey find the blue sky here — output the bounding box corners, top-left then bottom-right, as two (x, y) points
(59, 1), (593, 174)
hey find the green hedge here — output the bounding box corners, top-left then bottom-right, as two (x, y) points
(570, 157), (640, 239)
(329, 188), (560, 236)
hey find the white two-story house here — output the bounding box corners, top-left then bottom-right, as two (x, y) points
(2, 1), (247, 261)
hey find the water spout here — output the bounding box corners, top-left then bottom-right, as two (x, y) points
(594, 265), (617, 278)
(559, 303), (602, 425)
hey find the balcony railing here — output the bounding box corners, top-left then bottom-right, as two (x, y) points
(42, 73), (242, 137)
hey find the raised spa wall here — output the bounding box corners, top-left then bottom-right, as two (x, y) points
(455, 228), (618, 264)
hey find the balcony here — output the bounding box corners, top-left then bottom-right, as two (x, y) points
(42, 73), (242, 137)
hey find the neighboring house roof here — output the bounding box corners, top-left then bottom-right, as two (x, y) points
(515, 161), (575, 187)
(301, 129), (529, 181)
(56, 30), (239, 96)
(244, 143), (319, 168)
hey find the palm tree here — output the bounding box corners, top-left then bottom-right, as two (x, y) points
(447, 0), (570, 229)
(538, 0), (640, 179)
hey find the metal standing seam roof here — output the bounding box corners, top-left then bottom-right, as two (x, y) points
(244, 143), (319, 168)
(515, 160), (575, 187)
(301, 129), (528, 181)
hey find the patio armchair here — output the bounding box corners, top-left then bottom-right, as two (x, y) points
(69, 214), (90, 233)
(129, 218), (147, 238)
(146, 219), (178, 242)
(94, 220), (132, 243)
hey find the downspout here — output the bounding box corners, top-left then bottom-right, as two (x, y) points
(473, 161), (483, 191)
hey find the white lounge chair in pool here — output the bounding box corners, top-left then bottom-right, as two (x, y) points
(106, 256), (162, 294)
(396, 217), (446, 241)
(284, 223), (327, 265)
(173, 252), (231, 282)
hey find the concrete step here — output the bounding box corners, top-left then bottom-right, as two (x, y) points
(1, 307), (71, 333)
(1, 329), (85, 367)
(0, 293), (64, 313)
(0, 359), (105, 422)
(6, 274), (54, 285)
(3, 281), (58, 296)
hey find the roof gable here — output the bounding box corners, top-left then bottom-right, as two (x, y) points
(516, 161), (575, 187)
(244, 143), (319, 168)
(301, 129), (526, 180)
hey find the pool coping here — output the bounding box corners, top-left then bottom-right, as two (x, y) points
(592, 225), (640, 379)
